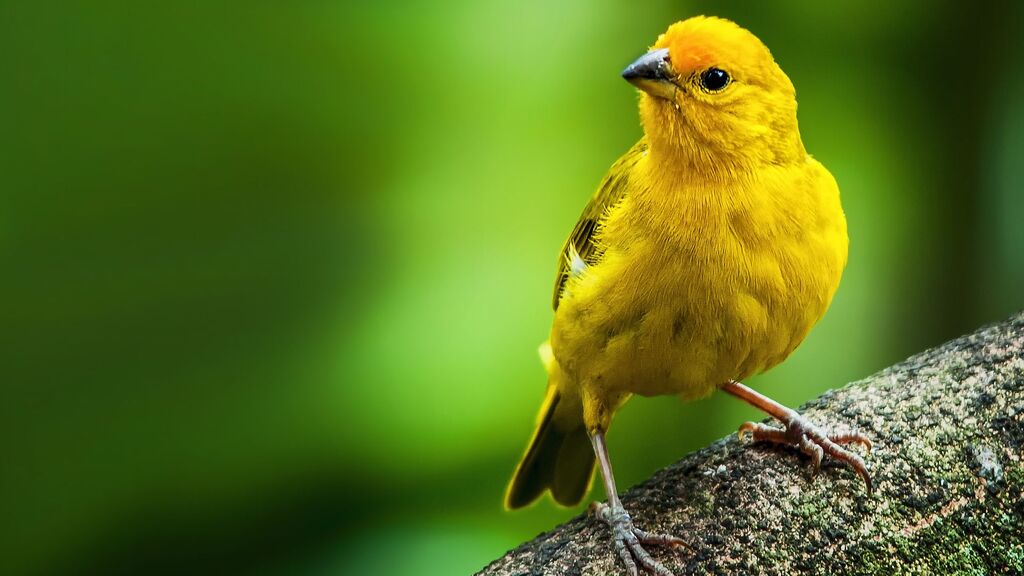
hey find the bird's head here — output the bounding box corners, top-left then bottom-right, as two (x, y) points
(624, 17), (804, 176)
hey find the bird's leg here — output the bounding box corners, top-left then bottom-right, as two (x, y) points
(589, 431), (686, 576)
(721, 380), (873, 493)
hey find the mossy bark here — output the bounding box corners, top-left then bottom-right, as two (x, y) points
(479, 313), (1024, 575)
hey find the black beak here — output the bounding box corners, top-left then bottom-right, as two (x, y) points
(622, 48), (672, 83)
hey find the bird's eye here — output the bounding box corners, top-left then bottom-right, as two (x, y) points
(699, 67), (731, 92)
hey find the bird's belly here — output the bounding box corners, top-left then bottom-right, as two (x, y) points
(552, 237), (839, 401)
(622, 288), (807, 399)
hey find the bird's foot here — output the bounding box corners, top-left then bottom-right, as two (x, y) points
(590, 501), (685, 576)
(738, 412), (873, 493)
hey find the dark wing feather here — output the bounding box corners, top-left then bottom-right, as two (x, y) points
(552, 139), (647, 310)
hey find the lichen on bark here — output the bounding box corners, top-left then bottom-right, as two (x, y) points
(479, 313), (1024, 575)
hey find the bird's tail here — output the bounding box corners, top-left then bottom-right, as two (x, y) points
(505, 343), (595, 509)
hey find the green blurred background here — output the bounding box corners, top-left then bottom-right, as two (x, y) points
(2, 1), (1022, 574)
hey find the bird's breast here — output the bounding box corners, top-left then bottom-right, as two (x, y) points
(551, 161), (847, 401)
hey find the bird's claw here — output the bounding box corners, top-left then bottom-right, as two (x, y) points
(738, 414), (873, 493)
(590, 501), (685, 576)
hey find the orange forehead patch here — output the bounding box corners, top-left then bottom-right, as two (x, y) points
(652, 16), (766, 77)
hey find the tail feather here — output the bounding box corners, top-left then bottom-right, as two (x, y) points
(550, 422), (594, 504)
(505, 387), (595, 509)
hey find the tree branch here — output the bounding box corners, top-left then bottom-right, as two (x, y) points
(480, 313), (1024, 575)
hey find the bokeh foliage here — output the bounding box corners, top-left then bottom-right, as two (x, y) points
(1, 1), (1022, 574)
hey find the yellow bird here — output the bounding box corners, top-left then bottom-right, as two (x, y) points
(506, 16), (871, 576)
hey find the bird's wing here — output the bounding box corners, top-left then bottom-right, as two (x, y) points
(552, 139), (647, 310)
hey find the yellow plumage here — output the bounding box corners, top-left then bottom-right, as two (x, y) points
(507, 15), (850, 522)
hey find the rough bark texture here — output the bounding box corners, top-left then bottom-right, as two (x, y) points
(480, 314), (1024, 575)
